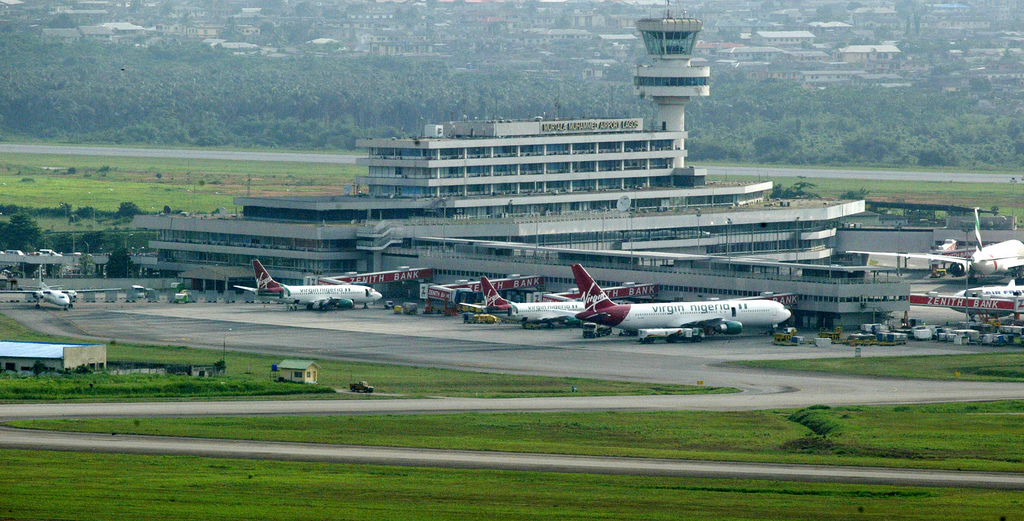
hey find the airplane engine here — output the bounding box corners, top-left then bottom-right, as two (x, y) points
(337, 299), (355, 309)
(715, 321), (743, 335)
(947, 263), (967, 278)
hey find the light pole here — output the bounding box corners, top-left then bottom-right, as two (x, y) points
(222, 327), (232, 363)
(1012, 177), (1018, 227)
(695, 209), (702, 253)
(896, 223), (902, 274)
(726, 218), (733, 260)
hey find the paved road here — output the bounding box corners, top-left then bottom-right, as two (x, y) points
(2, 426), (1021, 489)
(3, 144), (1014, 182)
(0, 144), (359, 164)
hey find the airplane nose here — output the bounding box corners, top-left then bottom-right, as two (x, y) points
(782, 308), (792, 322)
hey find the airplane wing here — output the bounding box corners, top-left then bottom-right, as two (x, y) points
(234, 285), (259, 292)
(461, 303), (489, 313)
(69, 287), (121, 293)
(847, 251), (969, 266)
(545, 308), (583, 318)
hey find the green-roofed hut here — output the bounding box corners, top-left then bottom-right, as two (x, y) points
(278, 359), (319, 384)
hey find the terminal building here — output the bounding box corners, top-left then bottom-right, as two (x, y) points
(135, 14), (908, 328)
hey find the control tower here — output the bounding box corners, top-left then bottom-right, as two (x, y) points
(634, 15), (709, 171)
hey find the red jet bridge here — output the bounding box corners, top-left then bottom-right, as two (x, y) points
(544, 283), (659, 302)
(910, 294), (1024, 318)
(422, 275), (545, 314)
(317, 268), (434, 286)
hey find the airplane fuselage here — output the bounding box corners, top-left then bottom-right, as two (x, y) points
(970, 240), (1024, 276)
(508, 301), (584, 323)
(281, 284), (382, 307)
(579, 300), (790, 332)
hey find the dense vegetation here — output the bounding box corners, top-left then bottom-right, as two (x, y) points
(2, 34), (1023, 170)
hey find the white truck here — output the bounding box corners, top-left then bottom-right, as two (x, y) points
(637, 328), (704, 344)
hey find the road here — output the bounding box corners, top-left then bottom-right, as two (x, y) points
(0, 144), (359, 164)
(2, 143), (1015, 182)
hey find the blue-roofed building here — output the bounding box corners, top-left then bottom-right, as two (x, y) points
(0, 341), (107, 373)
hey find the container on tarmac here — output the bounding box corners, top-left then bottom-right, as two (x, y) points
(637, 328), (704, 344)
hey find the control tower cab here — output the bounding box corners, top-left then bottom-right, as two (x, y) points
(634, 16), (709, 173)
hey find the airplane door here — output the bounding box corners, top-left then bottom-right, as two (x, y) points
(731, 307), (736, 318)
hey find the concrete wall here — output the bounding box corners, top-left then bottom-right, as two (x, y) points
(63, 344), (107, 370)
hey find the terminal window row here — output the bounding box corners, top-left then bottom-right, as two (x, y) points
(368, 140), (677, 161)
(157, 230), (355, 251)
(375, 158), (674, 180)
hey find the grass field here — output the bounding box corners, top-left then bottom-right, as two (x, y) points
(7, 449), (1019, 521)
(1, 149), (1021, 217)
(15, 400), (1024, 472)
(0, 152), (363, 213)
(735, 174), (1024, 222)
(734, 352), (1024, 382)
(0, 312), (727, 399)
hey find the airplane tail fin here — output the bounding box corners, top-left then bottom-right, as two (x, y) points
(571, 264), (614, 312)
(252, 260), (282, 291)
(974, 207), (984, 251)
(480, 277), (510, 308)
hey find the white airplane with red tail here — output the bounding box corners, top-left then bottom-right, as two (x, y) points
(475, 276), (584, 326)
(235, 260), (381, 310)
(570, 264), (791, 336)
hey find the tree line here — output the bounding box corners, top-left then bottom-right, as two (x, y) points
(2, 35), (1023, 170)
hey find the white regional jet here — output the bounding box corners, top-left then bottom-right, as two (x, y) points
(569, 264), (791, 337)
(235, 260), (382, 310)
(955, 279), (1024, 298)
(0, 273), (119, 310)
(477, 276), (584, 326)
(849, 209), (1024, 278)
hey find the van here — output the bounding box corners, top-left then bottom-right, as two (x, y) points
(37, 249), (62, 256)
(3, 250), (25, 256)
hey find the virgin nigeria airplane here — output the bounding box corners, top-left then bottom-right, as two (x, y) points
(474, 276), (584, 326)
(235, 260), (381, 310)
(569, 264), (791, 335)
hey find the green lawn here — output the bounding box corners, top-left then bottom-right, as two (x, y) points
(734, 352), (1024, 382)
(7, 449), (1016, 521)
(16, 401), (1024, 472)
(0, 152), (364, 213)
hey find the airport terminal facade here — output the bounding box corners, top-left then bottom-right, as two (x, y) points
(134, 15), (909, 327)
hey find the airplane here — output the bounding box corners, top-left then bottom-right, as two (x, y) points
(568, 264), (791, 337)
(235, 260), (382, 310)
(954, 279), (1024, 298)
(849, 208), (1024, 279)
(473, 276), (584, 326)
(0, 273), (119, 310)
